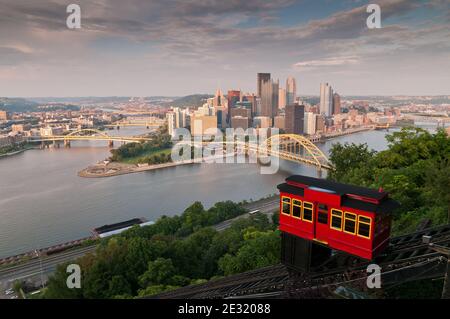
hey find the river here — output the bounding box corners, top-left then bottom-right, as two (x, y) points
(0, 126), (437, 258)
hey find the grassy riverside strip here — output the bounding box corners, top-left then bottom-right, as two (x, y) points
(0, 143), (38, 158)
(78, 160), (198, 178)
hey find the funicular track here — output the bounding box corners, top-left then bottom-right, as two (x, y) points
(150, 224), (450, 299)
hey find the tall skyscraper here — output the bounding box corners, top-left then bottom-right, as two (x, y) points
(258, 77), (273, 118)
(272, 79), (279, 117)
(278, 87), (286, 109)
(284, 104), (305, 135)
(257, 73), (271, 97)
(333, 93), (341, 115)
(286, 76), (297, 105)
(257, 73), (273, 118)
(320, 83), (333, 116)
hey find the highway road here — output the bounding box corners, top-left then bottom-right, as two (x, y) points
(0, 245), (96, 297)
(0, 197), (280, 297)
(214, 198), (279, 231)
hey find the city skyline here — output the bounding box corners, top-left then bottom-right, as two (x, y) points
(1, 0), (449, 97)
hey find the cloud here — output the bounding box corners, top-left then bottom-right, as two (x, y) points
(293, 56), (360, 69)
(0, 0), (448, 96)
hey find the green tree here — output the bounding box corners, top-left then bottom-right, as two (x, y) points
(139, 258), (176, 287)
(218, 230), (280, 276)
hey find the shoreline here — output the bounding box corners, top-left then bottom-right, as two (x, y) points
(78, 153), (238, 178)
(78, 160), (200, 178)
(0, 193), (278, 264)
(0, 146), (39, 159)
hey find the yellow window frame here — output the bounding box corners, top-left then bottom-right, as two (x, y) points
(292, 199), (302, 220)
(330, 209), (343, 231)
(343, 212), (357, 235)
(302, 201), (314, 223)
(281, 196), (291, 216)
(357, 216), (372, 239)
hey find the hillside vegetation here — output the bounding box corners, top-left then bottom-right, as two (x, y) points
(42, 127), (449, 298)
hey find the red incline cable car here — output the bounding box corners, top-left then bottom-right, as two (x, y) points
(277, 175), (400, 260)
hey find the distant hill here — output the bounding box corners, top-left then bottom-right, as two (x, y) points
(0, 98), (39, 112)
(28, 96), (131, 104)
(161, 94), (213, 108)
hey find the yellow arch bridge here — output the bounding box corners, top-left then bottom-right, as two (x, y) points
(179, 134), (332, 170)
(30, 131), (331, 169)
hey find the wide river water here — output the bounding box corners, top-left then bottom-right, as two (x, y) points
(0, 126), (437, 258)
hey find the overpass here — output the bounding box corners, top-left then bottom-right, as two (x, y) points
(27, 129), (153, 147)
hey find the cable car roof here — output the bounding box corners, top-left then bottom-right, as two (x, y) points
(285, 175), (388, 201)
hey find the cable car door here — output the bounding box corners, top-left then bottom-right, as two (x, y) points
(314, 203), (329, 244)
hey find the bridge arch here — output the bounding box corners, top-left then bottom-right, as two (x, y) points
(260, 134), (332, 170)
(64, 129), (111, 138)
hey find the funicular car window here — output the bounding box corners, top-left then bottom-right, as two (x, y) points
(302, 202), (313, 222)
(292, 199), (302, 218)
(282, 197), (291, 216)
(358, 216), (372, 238)
(330, 209), (343, 230)
(344, 212), (357, 234)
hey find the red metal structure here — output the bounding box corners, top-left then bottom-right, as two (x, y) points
(277, 175), (400, 260)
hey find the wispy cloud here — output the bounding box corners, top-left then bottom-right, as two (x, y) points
(0, 0), (448, 96)
(293, 56), (360, 69)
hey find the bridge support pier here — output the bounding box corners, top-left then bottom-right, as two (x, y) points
(316, 168), (323, 178)
(64, 140), (71, 148)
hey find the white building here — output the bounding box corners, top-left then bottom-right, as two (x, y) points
(40, 126), (64, 137)
(320, 83), (333, 117)
(304, 112), (317, 135)
(166, 112), (176, 137)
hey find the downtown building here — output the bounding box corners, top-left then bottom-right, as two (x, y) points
(286, 76), (297, 106)
(284, 104), (305, 135)
(257, 73), (279, 119)
(320, 83), (334, 117)
(167, 107), (190, 138)
(278, 87), (286, 110)
(333, 93), (341, 115)
(304, 112), (317, 135)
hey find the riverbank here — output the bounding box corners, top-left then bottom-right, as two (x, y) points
(78, 153), (239, 178)
(78, 160), (198, 178)
(0, 145), (39, 159)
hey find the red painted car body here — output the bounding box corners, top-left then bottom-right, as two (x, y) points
(278, 175), (400, 260)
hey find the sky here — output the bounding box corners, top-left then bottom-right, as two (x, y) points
(0, 0), (449, 97)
